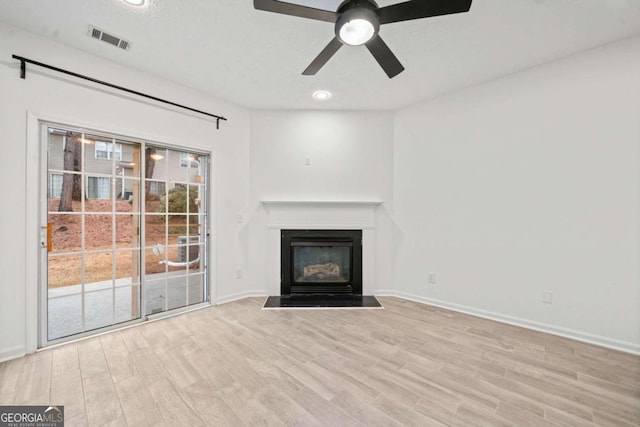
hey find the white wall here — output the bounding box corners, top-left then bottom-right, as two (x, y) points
(250, 110), (393, 201)
(0, 22), (251, 361)
(245, 110), (394, 297)
(392, 36), (640, 353)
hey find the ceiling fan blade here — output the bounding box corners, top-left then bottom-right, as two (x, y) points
(254, 0), (338, 23)
(302, 37), (343, 75)
(365, 36), (404, 78)
(378, 0), (472, 25)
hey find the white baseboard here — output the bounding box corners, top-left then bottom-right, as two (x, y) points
(215, 290), (269, 305)
(375, 290), (640, 356)
(0, 345), (26, 363)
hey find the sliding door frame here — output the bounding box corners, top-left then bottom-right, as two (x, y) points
(30, 114), (213, 349)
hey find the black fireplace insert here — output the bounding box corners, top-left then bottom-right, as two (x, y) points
(281, 229), (362, 296)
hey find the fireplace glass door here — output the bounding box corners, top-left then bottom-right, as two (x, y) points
(292, 243), (352, 283)
(281, 229), (362, 296)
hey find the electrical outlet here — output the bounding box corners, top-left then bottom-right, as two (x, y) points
(305, 157), (311, 166)
(542, 291), (553, 304)
(428, 272), (436, 284)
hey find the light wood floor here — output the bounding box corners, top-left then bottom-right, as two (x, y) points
(0, 297), (639, 426)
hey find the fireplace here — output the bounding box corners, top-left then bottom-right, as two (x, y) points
(281, 229), (362, 296)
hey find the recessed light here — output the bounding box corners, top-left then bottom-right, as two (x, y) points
(313, 90), (332, 101)
(123, 0), (145, 6)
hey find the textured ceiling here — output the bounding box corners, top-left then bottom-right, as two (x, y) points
(1, 0), (639, 110)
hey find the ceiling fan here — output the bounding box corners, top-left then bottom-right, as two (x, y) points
(253, 0), (473, 78)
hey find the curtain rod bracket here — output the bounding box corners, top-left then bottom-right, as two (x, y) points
(12, 54), (227, 127)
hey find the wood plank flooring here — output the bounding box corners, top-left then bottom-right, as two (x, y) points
(1, 297), (639, 426)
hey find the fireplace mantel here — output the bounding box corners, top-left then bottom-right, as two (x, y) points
(261, 200), (383, 295)
(260, 200), (383, 229)
(260, 200), (382, 207)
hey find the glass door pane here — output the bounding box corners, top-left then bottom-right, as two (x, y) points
(45, 127), (142, 341)
(143, 147), (208, 315)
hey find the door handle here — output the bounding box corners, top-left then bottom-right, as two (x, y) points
(41, 224), (52, 252)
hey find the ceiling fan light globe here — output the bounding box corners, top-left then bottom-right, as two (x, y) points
(339, 19), (375, 45)
(335, 6), (380, 46)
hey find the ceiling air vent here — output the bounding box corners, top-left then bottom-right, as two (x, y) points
(88, 25), (131, 51)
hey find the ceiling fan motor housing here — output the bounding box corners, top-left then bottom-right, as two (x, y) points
(335, 0), (380, 45)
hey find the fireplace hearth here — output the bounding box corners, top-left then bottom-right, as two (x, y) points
(281, 229), (362, 296)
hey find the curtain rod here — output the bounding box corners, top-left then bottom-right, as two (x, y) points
(12, 54), (228, 129)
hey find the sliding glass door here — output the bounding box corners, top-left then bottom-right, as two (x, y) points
(143, 146), (208, 316)
(42, 124), (209, 345)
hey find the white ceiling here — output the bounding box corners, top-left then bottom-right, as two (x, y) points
(1, 0), (639, 110)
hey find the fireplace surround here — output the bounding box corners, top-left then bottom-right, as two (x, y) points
(281, 229), (362, 296)
(261, 200), (383, 297)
